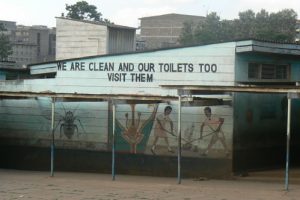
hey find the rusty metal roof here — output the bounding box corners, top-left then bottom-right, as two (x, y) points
(160, 85), (300, 94)
(1, 85), (300, 102)
(0, 91), (176, 101)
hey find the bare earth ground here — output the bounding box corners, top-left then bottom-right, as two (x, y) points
(0, 169), (300, 200)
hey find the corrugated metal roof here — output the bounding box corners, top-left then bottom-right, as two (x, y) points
(0, 91), (177, 101)
(161, 85), (300, 94)
(1, 85), (300, 101)
(236, 39), (300, 55)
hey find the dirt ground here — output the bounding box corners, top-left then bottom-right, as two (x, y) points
(0, 169), (300, 200)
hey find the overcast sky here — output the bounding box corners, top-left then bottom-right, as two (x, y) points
(0, 0), (299, 28)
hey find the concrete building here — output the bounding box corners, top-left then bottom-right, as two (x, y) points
(139, 13), (204, 50)
(56, 17), (136, 60)
(0, 20), (16, 41)
(0, 39), (300, 178)
(0, 20), (56, 67)
(0, 20), (16, 31)
(12, 25), (56, 65)
(296, 20), (300, 42)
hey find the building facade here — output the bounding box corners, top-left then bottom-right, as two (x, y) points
(296, 20), (300, 42)
(139, 13), (204, 50)
(0, 39), (300, 177)
(0, 20), (16, 41)
(0, 20), (56, 67)
(56, 17), (136, 60)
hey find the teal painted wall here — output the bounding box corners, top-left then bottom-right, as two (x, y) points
(0, 98), (108, 150)
(233, 93), (300, 171)
(235, 53), (300, 82)
(0, 98), (233, 159)
(0, 98), (234, 177)
(233, 51), (300, 171)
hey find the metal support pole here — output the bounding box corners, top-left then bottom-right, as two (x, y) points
(285, 97), (291, 191)
(112, 103), (116, 181)
(177, 95), (182, 184)
(50, 97), (55, 177)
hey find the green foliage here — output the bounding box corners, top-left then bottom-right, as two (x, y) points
(65, 1), (112, 23)
(178, 21), (196, 45)
(0, 23), (12, 61)
(179, 9), (298, 45)
(194, 12), (221, 43)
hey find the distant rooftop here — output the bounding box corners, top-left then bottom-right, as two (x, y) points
(139, 13), (205, 20)
(56, 17), (136, 30)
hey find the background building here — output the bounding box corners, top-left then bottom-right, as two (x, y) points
(0, 20), (56, 67)
(56, 17), (136, 60)
(139, 13), (204, 50)
(296, 20), (300, 42)
(0, 20), (16, 41)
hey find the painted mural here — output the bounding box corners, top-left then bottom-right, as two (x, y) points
(114, 102), (233, 158)
(0, 98), (108, 150)
(115, 103), (158, 154)
(0, 98), (233, 158)
(181, 104), (232, 158)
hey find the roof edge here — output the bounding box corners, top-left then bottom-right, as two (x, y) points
(55, 17), (136, 30)
(29, 38), (300, 67)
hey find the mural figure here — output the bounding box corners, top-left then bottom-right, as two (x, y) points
(121, 104), (143, 153)
(117, 104), (158, 154)
(151, 106), (174, 155)
(39, 100), (86, 139)
(182, 123), (195, 150)
(200, 106), (229, 156)
(56, 109), (86, 139)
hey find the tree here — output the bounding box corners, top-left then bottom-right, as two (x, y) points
(179, 9), (298, 45)
(194, 12), (222, 43)
(65, 1), (111, 23)
(236, 10), (256, 38)
(269, 9), (297, 41)
(179, 21), (196, 45)
(253, 9), (271, 39)
(0, 23), (12, 61)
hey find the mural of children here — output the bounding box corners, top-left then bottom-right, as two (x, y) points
(151, 106), (174, 155)
(200, 106), (229, 156)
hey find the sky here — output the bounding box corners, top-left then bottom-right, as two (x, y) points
(0, 0), (299, 28)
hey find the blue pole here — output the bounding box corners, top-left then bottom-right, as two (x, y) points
(112, 103), (116, 181)
(50, 98), (55, 177)
(177, 95), (182, 184)
(285, 97), (291, 191)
